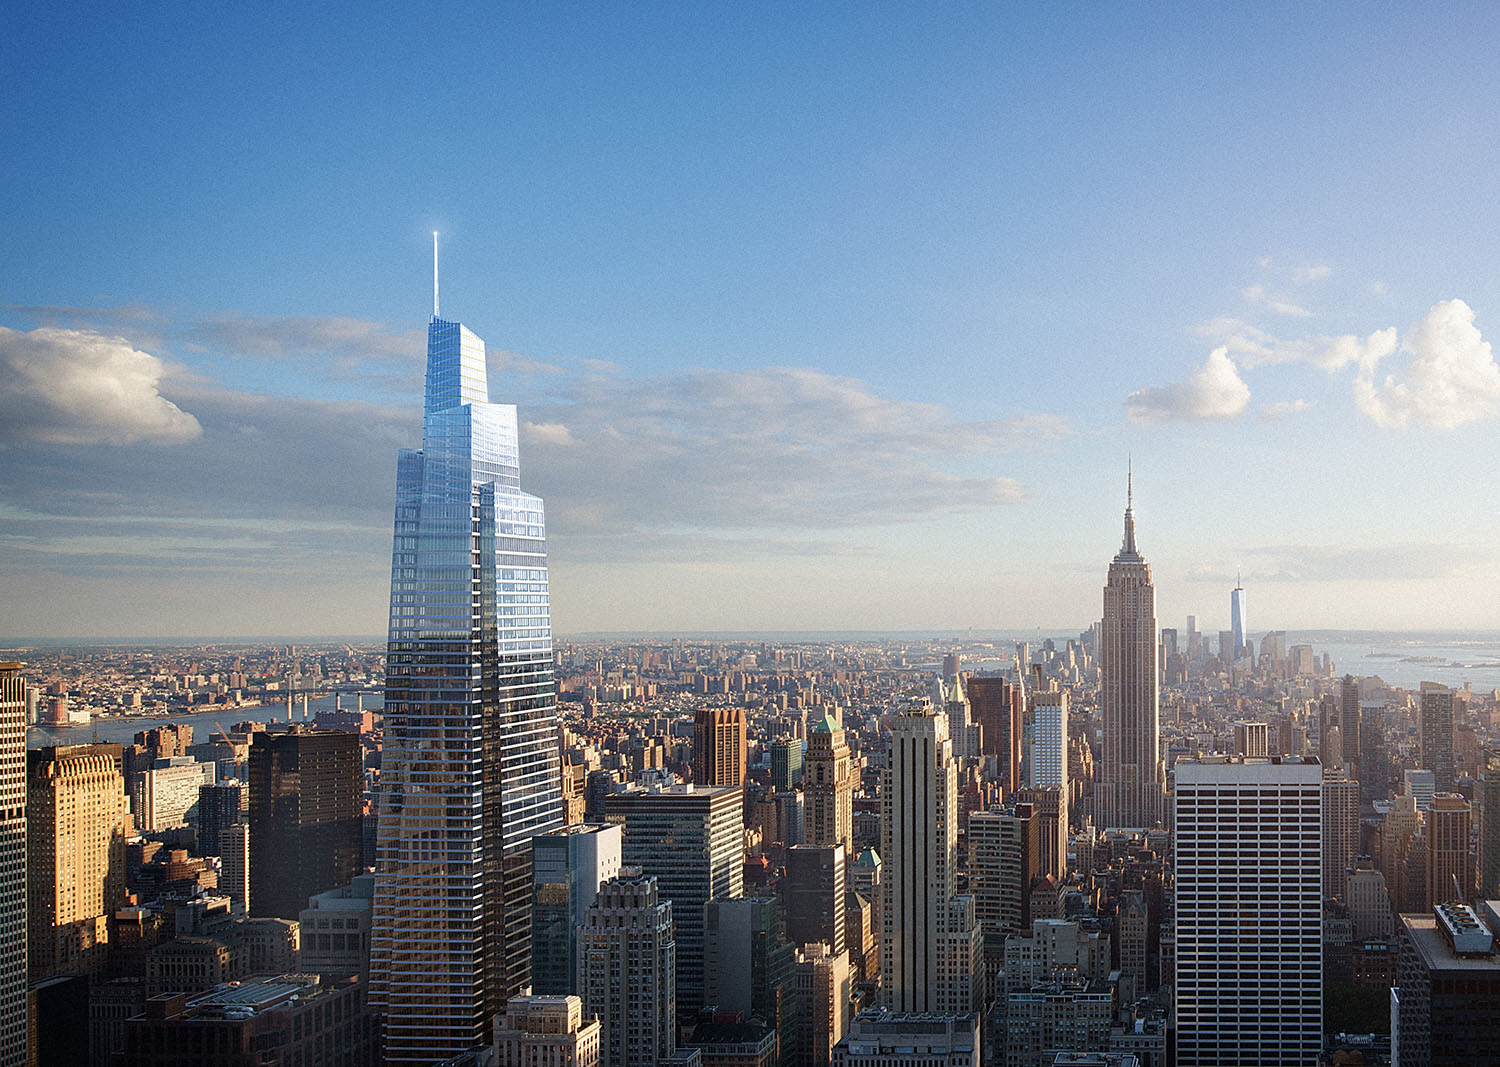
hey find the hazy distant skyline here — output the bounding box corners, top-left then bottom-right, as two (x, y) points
(4, 5), (1500, 637)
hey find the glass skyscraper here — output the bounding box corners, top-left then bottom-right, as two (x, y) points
(369, 314), (563, 1062)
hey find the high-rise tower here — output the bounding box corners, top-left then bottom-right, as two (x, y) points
(369, 304), (564, 1063)
(1229, 574), (1247, 663)
(1095, 475), (1164, 829)
(0, 665), (25, 1067)
(1175, 756), (1322, 1066)
(693, 706), (747, 788)
(804, 711), (854, 852)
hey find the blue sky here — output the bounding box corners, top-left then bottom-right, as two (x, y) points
(3, 3), (1499, 637)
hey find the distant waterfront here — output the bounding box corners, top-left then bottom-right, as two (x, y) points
(1286, 631), (1500, 692)
(25, 692), (381, 750)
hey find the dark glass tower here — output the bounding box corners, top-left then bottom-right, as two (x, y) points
(369, 312), (563, 1062)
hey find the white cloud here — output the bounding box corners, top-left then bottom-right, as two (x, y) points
(1354, 299), (1500, 429)
(1125, 347), (1251, 423)
(1241, 283), (1311, 318)
(522, 421), (576, 446)
(1258, 399), (1313, 420)
(1293, 264), (1332, 283)
(0, 326), (201, 445)
(1318, 328), (1398, 374)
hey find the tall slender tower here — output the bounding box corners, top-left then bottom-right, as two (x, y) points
(692, 706), (747, 787)
(1229, 574), (1247, 663)
(804, 711), (854, 852)
(0, 665), (25, 1067)
(369, 297), (564, 1062)
(1096, 474), (1163, 829)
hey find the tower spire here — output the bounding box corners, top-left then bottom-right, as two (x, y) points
(432, 231), (440, 319)
(1121, 463), (1138, 557)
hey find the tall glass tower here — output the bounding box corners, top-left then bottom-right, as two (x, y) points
(369, 312), (563, 1062)
(1230, 575), (1247, 663)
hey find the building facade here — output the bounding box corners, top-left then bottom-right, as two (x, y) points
(578, 874), (676, 1067)
(693, 707), (747, 788)
(248, 727), (363, 921)
(1095, 481), (1163, 830)
(804, 713), (854, 853)
(605, 782), (743, 1014)
(531, 822), (623, 995)
(369, 312), (565, 1061)
(0, 665), (24, 1067)
(1174, 757), (1322, 1066)
(26, 744), (126, 982)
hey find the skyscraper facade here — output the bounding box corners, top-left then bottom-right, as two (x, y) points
(0, 665), (25, 1067)
(1096, 480), (1164, 830)
(880, 700), (979, 1015)
(248, 727), (362, 920)
(605, 782), (743, 1014)
(530, 822), (623, 995)
(578, 873), (676, 1067)
(1230, 576), (1246, 663)
(693, 706), (747, 788)
(1419, 683), (1455, 793)
(26, 744), (126, 981)
(968, 675), (1022, 793)
(369, 311), (564, 1062)
(1174, 756), (1322, 1066)
(804, 712), (854, 852)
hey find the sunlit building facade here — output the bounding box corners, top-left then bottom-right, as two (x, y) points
(369, 314), (564, 1062)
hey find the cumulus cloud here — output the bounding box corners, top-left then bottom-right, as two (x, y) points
(1354, 299), (1500, 429)
(0, 326), (201, 445)
(1124, 347), (1251, 423)
(1317, 328), (1398, 374)
(1258, 399), (1313, 421)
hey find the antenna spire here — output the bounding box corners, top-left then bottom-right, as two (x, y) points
(1127, 454), (1133, 510)
(433, 232), (440, 319)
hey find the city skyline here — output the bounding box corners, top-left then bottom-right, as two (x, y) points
(6, 6), (1500, 638)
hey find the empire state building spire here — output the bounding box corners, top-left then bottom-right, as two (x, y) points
(1120, 466), (1139, 559)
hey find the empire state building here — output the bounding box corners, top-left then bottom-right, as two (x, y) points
(1095, 476), (1164, 829)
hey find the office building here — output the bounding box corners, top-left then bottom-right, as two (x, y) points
(1323, 770), (1359, 903)
(1095, 478), (1164, 830)
(578, 873), (675, 1067)
(785, 843), (846, 954)
(703, 897), (796, 1060)
(1232, 721), (1269, 758)
(880, 700), (979, 1015)
(300, 872), (374, 980)
(1392, 902), (1500, 1067)
(493, 995), (601, 1067)
(1482, 751), (1500, 899)
(1425, 794), (1471, 907)
(770, 739), (804, 793)
(606, 782), (743, 1013)
(804, 712), (855, 852)
(248, 727), (362, 920)
(968, 675), (1023, 793)
(1229, 576), (1246, 662)
(196, 780), (242, 857)
(1346, 860), (1393, 940)
(1338, 675), (1361, 781)
(369, 306), (565, 1061)
(26, 744), (126, 983)
(1027, 690), (1068, 791)
(134, 757), (211, 832)
(1360, 700), (1389, 806)
(1174, 756), (1322, 1066)
(531, 822), (623, 995)
(118, 973), (377, 1067)
(1003, 979), (1113, 1067)
(0, 666), (24, 1067)
(832, 1011), (980, 1067)
(694, 707), (747, 788)
(969, 807), (1037, 942)
(220, 822), (250, 914)
(1405, 768), (1436, 812)
(1419, 683), (1455, 793)
(796, 941), (853, 1067)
